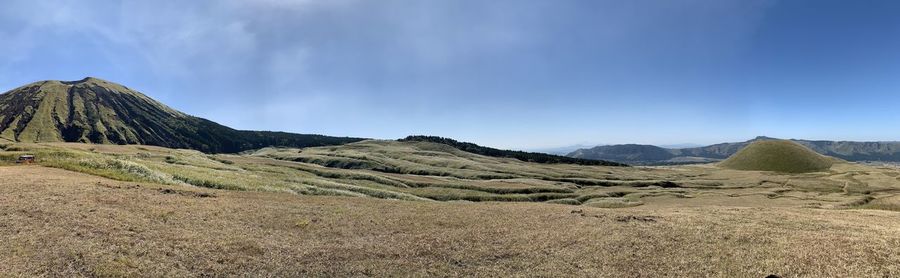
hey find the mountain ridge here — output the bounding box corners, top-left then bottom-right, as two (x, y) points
(399, 136), (627, 166)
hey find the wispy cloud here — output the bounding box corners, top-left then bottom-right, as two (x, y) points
(17, 0), (898, 148)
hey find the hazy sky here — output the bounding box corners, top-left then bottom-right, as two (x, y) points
(2, 0), (900, 149)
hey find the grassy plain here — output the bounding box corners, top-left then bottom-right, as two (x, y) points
(0, 166), (899, 276)
(0, 140), (899, 276)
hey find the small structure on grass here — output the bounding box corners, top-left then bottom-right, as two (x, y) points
(16, 155), (35, 164)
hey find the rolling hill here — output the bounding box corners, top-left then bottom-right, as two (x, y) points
(569, 136), (900, 165)
(0, 77), (364, 153)
(718, 140), (834, 173)
(399, 136), (627, 166)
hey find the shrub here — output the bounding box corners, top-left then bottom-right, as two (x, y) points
(583, 198), (643, 208)
(41, 151), (178, 185)
(546, 198), (581, 205)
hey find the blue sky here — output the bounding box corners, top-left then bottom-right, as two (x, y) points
(2, 0), (900, 149)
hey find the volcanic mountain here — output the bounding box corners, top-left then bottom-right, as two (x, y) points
(718, 140), (834, 173)
(0, 77), (363, 153)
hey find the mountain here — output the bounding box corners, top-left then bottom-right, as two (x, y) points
(659, 143), (704, 149)
(0, 77), (364, 153)
(672, 136), (780, 159)
(399, 136), (627, 166)
(795, 140), (900, 162)
(719, 140), (834, 173)
(566, 137), (780, 165)
(567, 144), (675, 163)
(526, 144), (595, 155)
(569, 136), (900, 165)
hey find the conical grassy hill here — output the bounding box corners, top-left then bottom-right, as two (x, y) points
(719, 140), (834, 173)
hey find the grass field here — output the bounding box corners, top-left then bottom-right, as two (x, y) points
(0, 166), (898, 276)
(1, 140), (900, 275)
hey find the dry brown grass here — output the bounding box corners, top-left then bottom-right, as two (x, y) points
(2, 141), (900, 276)
(2, 141), (898, 211)
(861, 194), (900, 211)
(1, 166), (899, 277)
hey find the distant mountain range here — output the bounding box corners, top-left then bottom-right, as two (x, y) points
(568, 136), (900, 165)
(0, 77), (364, 153)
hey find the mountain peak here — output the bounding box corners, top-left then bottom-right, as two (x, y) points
(0, 77), (188, 144)
(720, 140), (833, 173)
(60, 76), (106, 85)
(0, 78), (364, 152)
(753, 136), (777, 141)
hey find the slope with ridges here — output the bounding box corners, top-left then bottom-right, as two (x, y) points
(0, 77), (364, 152)
(719, 140), (834, 173)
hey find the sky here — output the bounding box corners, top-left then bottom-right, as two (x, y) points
(1, 0), (900, 150)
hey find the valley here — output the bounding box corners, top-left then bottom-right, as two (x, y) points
(0, 79), (898, 276)
(8, 0), (900, 275)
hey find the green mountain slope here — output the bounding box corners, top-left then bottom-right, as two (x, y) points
(0, 77), (364, 153)
(719, 140), (834, 173)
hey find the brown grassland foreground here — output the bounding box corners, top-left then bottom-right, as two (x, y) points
(0, 141), (899, 276)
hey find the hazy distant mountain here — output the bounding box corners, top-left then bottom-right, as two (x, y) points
(659, 143), (704, 149)
(567, 144), (675, 163)
(526, 144), (597, 155)
(569, 136), (900, 165)
(796, 140), (900, 162)
(0, 77), (364, 153)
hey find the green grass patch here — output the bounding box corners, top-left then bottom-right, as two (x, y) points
(719, 140), (833, 173)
